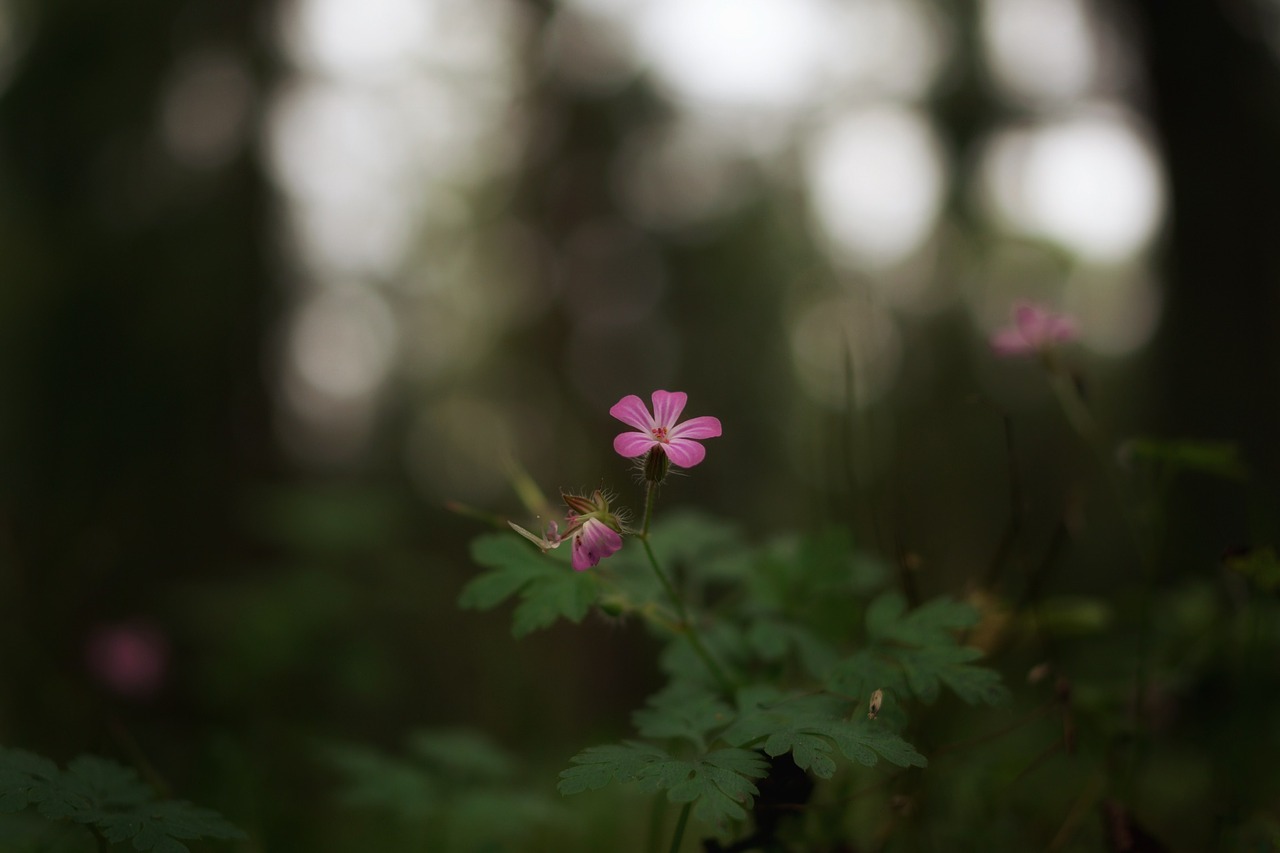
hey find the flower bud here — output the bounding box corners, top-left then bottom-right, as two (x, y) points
(643, 447), (670, 484)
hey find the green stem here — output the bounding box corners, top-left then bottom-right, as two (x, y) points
(91, 826), (110, 853)
(1043, 354), (1157, 794)
(639, 481), (734, 695)
(668, 802), (691, 853)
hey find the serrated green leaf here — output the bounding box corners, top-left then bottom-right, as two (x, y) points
(721, 691), (926, 777)
(64, 757), (151, 809)
(459, 534), (562, 611)
(559, 743), (766, 830)
(511, 570), (598, 637)
(0, 749), (61, 815)
(632, 683), (734, 752)
(96, 801), (244, 852)
(835, 594), (1006, 706)
(0, 748), (243, 853)
(557, 743), (670, 795)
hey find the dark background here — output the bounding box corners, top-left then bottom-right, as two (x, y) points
(2, 0), (1279, 848)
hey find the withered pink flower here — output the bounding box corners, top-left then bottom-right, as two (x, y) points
(510, 490), (625, 570)
(571, 518), (623, 570)
(990, 301), (1078, 356)
(610, 390), (722, 468)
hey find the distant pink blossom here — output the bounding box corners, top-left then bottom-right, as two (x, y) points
(86, 623), (168, 698)
(572, 518), (623, 570)
(610, 390), (722, 468)
(991, 301), (1078, 356)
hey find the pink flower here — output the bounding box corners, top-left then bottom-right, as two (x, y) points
(990, 301), (1078, 356)
(572, 518), (623, 570)
(86, 623), (169, 699)
(610, 390), (722, 468)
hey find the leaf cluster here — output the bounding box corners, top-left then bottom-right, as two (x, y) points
(322, 728), (559, 849)
(0, 747), (244, 853)
(462, 513), (1007, 836)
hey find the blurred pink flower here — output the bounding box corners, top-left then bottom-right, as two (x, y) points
(991, 301), (1078, 356)
(86, 623), (168, 698)
(610, 390), (722, 468)
(572, 518), (623, 570)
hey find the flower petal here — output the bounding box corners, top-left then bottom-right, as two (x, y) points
(663, 438), (707, 468)
(990, 327), (1033, 355)
(572, 519), (623, 570)
(1045, 314), (1077, 342)
(650, 390), (687, 429)
(609, 395), (654, 431)
(1013, 302), (1049, 338)
(614, 432), (656, 458)
(670, 415), (721, 441)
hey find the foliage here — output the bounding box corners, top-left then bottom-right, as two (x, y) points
(462, 513), (1005, 839)
(322, 728), (560, 851)
(0, 748), (244, 853)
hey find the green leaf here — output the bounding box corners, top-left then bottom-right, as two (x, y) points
(459, 535), (562, 611)
(460, 534), (600, 637)
(632, 683), (734, 751)
(830, 593), (1006, 706)
(745, 619), (840, 679)
(556, 743), (670, 795)
(407, 729), (515, 782)
(721, 691), (925, 779)
(96, 801), (244, 852)
(559, 743), (768, 829)
(0, 748), (244, 852)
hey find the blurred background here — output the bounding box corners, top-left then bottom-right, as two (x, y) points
(2, 0), (1280, 848)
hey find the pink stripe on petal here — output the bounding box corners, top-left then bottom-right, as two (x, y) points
(650, 390), (687, 429)
(670, 415), (721, 441)
(664, 439), (707, 468)
(614, 433), (656, 457)
(610, 395), (654, 431)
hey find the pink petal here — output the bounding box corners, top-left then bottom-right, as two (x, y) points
(990, 327), (1033, 356)
(1013, 302), (1049, 338)
(1045, 314), (1077, 342)
(572, 519), (623, 570)
(670, 415), (721, 441)
(614, 432), (656, 458)
(650, 390), (687, 430)
(609, 395), (654, 431)
(663, 438), (707, 468)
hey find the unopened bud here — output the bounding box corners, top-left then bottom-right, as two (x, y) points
(868, 689), (884, 720)
(644, 447), (670, 483)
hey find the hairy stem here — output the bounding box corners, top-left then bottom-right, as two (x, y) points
(668, 802), (692, 853)
(640, 482), (734, 695)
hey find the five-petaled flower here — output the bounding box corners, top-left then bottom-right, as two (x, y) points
(610, 390), (722, 468)
(990, 301), (1078, 357)
(509, 490), (624, 571)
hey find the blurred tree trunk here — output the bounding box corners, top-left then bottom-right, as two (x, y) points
(1120, 0), (1280, 563)
(1123, 0), (1280, 483)
(0, 0), (279, 740)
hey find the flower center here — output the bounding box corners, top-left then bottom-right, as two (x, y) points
(650, 426), (669, 443)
